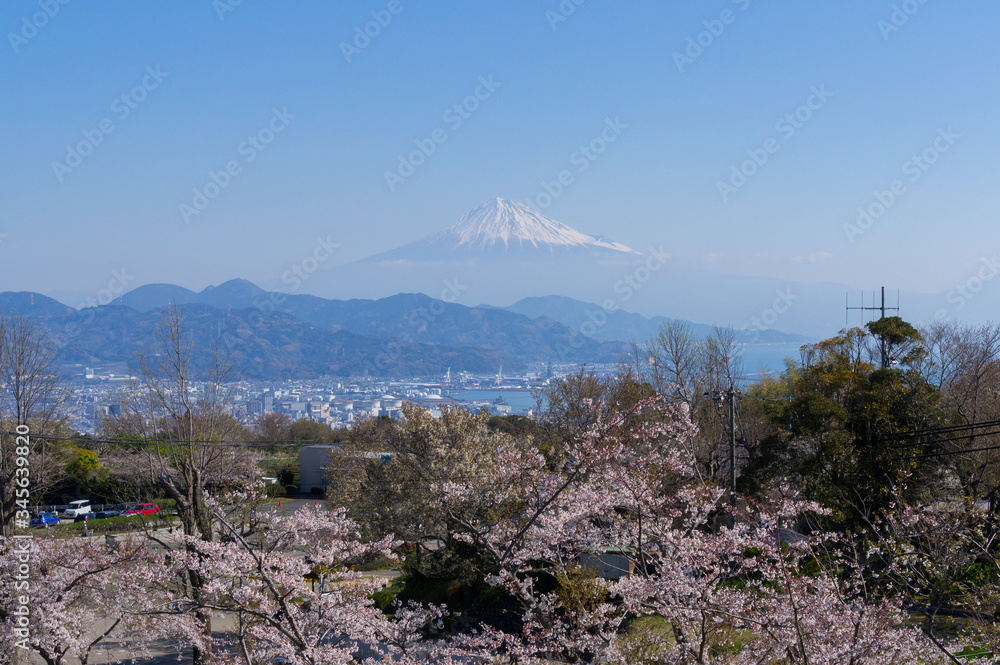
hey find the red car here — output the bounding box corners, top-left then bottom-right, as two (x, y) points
(125, 503), (161, 516)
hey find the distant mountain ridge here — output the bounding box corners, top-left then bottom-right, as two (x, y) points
(114, 280), (624, 360)
(115, 279), (810, 345)
(53, 304), (504, 380)
(504, 295), (813, 345)
(0, 292), (75, 318)
(2, 281), (627, 378)
(230, 199), (985, 341)
(0, 279), (811, 379)
(117, 283), (199, 311)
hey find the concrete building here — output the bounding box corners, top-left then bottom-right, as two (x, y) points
(580, 549), (635, 579)
(352, 400), (379, 417)
(299, 445), (338, 494)
(380, 394), (403, 410)
(307, 401), (330, 421)
(299, 445), (391, 494)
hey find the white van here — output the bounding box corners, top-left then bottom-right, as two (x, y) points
(64, 500), (92, 518)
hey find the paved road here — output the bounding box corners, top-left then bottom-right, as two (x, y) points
(266, 497), (319, 515)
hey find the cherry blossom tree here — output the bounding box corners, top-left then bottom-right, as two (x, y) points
(0, 534), (197, 665)
(3, 396), (964, 664)
(164, 492), (454, 665)
(427, 396), (949, 663)
(101, 306), (258, 665)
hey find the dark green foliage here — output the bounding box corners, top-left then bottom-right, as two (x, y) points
(743, 322), (944, 530)
(60, 513), (178, 535)
(289, 419), (341, 444)
(486, 414), (543, 436)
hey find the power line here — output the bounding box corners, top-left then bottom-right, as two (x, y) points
(896, 442), (1000, 461)
(884, 418), (1000, 459)
(884, 418), (1000, 444)
(882, 419), (1000, 452)
(892, 429), (1000, 452)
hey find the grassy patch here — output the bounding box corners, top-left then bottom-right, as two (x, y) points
(350, 554), (400, 572)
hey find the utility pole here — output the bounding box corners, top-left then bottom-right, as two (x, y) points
(846, 286), (900, 369)
(706, 388), (739, 507)
(728, 387), (736, 507)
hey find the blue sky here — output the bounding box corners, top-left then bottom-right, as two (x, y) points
(2, 0), (998, 307)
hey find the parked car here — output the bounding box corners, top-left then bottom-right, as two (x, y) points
(73, 514), (92, 523)
(64, 500), (92, 518)
(30, 512), (59, 527)
(92, 510), (122, 520)
(124, 503), (160, 516)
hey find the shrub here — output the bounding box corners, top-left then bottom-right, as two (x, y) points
(555, 565), (609, 622)
(59, 513), (179, 537)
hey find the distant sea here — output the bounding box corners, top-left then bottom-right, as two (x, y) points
(741, 342), (809, 380)
(448, 389), (539, 413)
(446, 343), (808, 412)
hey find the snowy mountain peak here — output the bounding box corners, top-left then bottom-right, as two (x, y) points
(444, 198), (600, 250)
(362, 198), (640, 262)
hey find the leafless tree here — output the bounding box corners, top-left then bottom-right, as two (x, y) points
(917, 320), (963, 390)
(926, 322), (1000, 510)
(103, 306), (256, 665)
(645, 319), (701, 404)
(700, 325), (745, 394)
(0, 314), (67, 537)
(635, 323), (748, 486)
(254, 411), (291, 442)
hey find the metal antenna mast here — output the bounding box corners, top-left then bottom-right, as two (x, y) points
(845, 286), (900, 368)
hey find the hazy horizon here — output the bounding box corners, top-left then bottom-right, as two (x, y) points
(4, 2), (999, 337)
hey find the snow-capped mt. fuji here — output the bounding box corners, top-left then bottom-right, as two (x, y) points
(362, 198), (640, 262)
